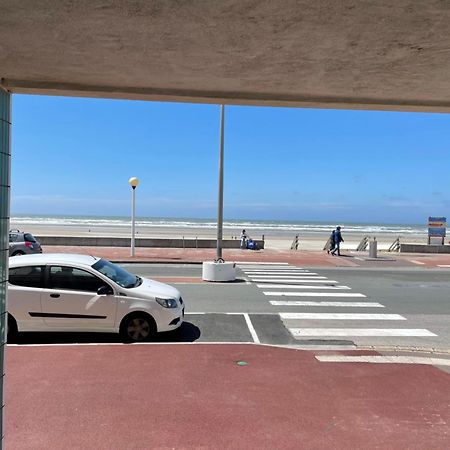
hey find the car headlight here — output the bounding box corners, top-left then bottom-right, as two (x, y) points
(155, 297), (178, 308)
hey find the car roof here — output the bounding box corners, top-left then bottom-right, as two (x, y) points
(8, 253), (101, 267)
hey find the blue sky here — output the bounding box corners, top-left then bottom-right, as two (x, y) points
(10, 94), (450, 224)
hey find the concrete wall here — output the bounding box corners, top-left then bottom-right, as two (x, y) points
(37, 236), (265, 249)
(5, 1), (450, 113)
(400, 244), (450, 254)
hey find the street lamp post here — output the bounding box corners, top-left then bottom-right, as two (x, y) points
(201, 104), (236, 282)
(216, 104), (225, 261)
(129, 177), (139, 257)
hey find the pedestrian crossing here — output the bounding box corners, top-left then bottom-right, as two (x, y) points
(237, 263), (438, 354)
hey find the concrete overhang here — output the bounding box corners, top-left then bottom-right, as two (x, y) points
(1, 0), (450, 112)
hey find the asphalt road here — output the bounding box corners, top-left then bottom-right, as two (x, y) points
(12, 262), (450, 352)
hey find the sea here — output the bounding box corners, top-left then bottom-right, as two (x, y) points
(9, 214), (428, 237)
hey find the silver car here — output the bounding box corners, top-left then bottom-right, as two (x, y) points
(9, 229), (42, 256)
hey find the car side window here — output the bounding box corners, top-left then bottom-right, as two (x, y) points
(9, 234), (19, 243)
(9, 266), (44, 288)
(24, 233), (37, 243)
(49, 266), (107, 292)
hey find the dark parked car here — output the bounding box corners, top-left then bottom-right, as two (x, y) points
(9, 229), (42, 256)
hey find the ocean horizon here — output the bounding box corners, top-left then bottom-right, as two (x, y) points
(10, 214), (428, 235)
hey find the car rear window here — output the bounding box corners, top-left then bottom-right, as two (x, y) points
(9, 266), (45, 288)
(9, 234), (19, 243)
(24, 233), (37, 243)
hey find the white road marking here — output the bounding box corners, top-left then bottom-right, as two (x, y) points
(243, 313), (260, 343)
(270, 301), (384, 307)
(295, 345), (358, 350)
(259, 284), (350, 289)
(237, 262), (290, 265)
(248, 274), (322, 278)
(264, 292), (366, 297)
(354, 257), (364, 261)
(437, 264), (450, 268)
(252, 279), (338, 284)
(243, 271), (311, 274)
(410, 260), (425, 265)
(315, 355), (450, 366)
(280, 313), (405, 320)
(289, 328), (437, 337)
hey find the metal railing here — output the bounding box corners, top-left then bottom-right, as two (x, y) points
(356, 236), (370, 251)
(388, 237), (401, 252)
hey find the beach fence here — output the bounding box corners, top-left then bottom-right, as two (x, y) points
(322, 235), (402, 253)
(354, 236), (401, 252)
(356, 236), (370, 251)
(388, 237), (401, 252)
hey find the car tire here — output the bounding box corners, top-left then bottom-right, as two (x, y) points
(119, 312), (156, 343)
(11, 251), (25, 256)
(7, 314), (18, 342)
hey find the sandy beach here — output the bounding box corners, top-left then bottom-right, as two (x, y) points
(10, 220), (430, 252)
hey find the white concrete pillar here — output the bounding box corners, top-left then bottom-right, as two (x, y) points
(0, 87), (11, 447)
(369, 238), (377, 258)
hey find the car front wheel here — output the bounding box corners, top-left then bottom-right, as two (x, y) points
(120, 313), (156, 342)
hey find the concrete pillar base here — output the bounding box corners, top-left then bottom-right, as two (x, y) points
(202, 261), (236, 282)
(369, 239), (378, 258)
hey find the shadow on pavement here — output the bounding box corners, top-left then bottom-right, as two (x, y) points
(8, 321), (201, 345)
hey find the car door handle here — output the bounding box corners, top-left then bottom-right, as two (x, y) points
(50, 293), (60, 298)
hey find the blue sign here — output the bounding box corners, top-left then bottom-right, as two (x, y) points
(428, 217), (446, 237)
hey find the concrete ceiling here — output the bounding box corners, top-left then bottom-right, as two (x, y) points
(1, 0), (450, 111)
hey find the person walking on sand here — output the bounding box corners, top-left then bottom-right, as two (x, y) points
(330, 226), (344, 256)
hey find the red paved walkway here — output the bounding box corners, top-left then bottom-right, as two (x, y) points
(6, 344), (450, 449)
(41, 245), (450, 268)
(41, 246), (361, 266)
(7, 246), (449, 448)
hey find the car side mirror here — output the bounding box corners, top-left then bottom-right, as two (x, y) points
(97, 285), (113, 296)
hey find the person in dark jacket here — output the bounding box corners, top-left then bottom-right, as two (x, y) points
(240, 229), (249, 249)
(330, 226), (344, 256)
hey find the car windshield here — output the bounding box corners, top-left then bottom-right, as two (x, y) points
(92, 259), (142, 288)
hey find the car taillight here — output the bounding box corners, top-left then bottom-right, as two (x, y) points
(25, 242), (33, 248)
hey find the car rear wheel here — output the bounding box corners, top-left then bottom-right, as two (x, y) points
(11, 250), (25, 256)
(120, 313), (156, 342)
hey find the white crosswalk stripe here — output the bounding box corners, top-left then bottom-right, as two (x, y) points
(264, 292), (366, 297)
(239, 263), (438, 351)
(243, 271), (312, 274)
(289, 328), (437, 337)
(270, 301), (384, 307)
(260, 284), (350, 289)
(280, 313), (405, 320)
(255, 279), (340, 284)
(248, 274), (322, 278)
(236, 263), (290, 268)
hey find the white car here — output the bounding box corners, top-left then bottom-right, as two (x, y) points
(7, 254), (185, 342)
